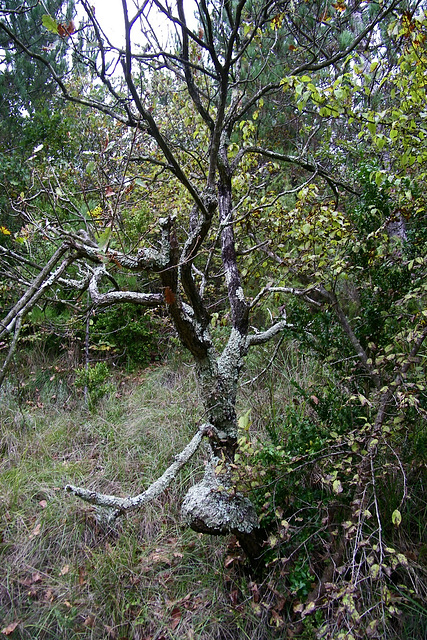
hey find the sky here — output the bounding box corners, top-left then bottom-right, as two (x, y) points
(87, 0), (198, 44)
(90, 0), (128, 42)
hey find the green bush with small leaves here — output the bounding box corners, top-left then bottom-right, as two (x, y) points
(74, 361), (113, 408)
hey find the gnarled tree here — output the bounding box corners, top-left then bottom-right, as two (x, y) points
(0, 0), (408, 561)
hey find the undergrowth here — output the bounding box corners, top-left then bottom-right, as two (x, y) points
(0, 356), (286, 640)
(1, 344), (426, 639)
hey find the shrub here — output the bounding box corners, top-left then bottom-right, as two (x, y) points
(74, 361), (114, 409)
(91, 304), (160, 368)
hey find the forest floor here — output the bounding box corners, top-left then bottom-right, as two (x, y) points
(1, 346), (426, 640)
(0, 349), (305, 640)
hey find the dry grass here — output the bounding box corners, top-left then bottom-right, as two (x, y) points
(0, 359), (287, 640)
(1, 347), (426, 640)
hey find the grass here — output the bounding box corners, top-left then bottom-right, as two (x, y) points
(0, 357), (288, 640)
(1, 344), (426, 639)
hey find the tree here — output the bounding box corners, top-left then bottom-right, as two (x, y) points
(0, 0), (422, 574)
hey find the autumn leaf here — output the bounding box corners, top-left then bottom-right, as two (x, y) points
(60, 564), (70, 576)
(170, 607), (181, 630)
(29, 523), (41, 539)
(57, 21), (75, 37)
(83, 615), (95, 628)
(31, 572), (43, 583)
(78, 566), (87, 586)
(224, 555), (236, 567)
(164, 286), (176, 305)
(104, 625), (118, 639)
(45, 590), (55, 603)
(1, 621), (20, 635)
(0, 226), (11, 235)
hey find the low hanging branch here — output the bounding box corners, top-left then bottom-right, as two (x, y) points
(88, 265), (163, 307)
(65, 423), (212, 522)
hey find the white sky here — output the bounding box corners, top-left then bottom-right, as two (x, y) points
(87, 0), (197, 44)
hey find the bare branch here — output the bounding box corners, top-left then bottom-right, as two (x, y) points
(65, 424), (211, 522)
(0, 243), (71, 337)
(246, 317), (288, 347)
(0, 315), (23, 387)
(88, 265), (163, 307)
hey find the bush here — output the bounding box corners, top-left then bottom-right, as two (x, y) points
(74, 361), (114, 409)
(91, 304), (160, 368)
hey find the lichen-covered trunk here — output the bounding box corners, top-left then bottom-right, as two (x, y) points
(160, 170), (264, 561)
(181, 332), (264, 562)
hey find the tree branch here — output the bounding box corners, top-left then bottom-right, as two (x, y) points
(65, 424), (211, 522)
(88, 266), (163, 307)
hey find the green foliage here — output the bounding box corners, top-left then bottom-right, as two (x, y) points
(0, 0), (73, 144)
(1, 3), (427, 639)
(74, 362), (113, 408)
(91, 304), (159, 368)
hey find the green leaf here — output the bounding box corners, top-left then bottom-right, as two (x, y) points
(392, 509), (402, 527)
(370, 564), (380, 579)
(332, 479), (343, 494)
(95, 227), (112, 250)
(238, 409), (251, 431)
(375, 135), (386, 150)
(367, 121), (376, 135)
(42, 14), (58, 34)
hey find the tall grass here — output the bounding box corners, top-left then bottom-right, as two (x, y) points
(1, 344), (426, 639)
(0, 357), (286, 639)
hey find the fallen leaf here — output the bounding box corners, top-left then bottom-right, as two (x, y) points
(170, 607), (181, 630)
(1, 621), (20, 635)
(44, 590), (54, 603)
(19, 578), (33, 587)
(84, 615), (95, 628)
(150, 552), (171, 565)
(224, 555), (236, 567)
(60, 564), (70, 576)
(29, 523), (41, 539)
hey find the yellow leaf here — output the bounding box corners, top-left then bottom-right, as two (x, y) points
(332, 479), (343, 494)
(392, 509), (402, 527)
